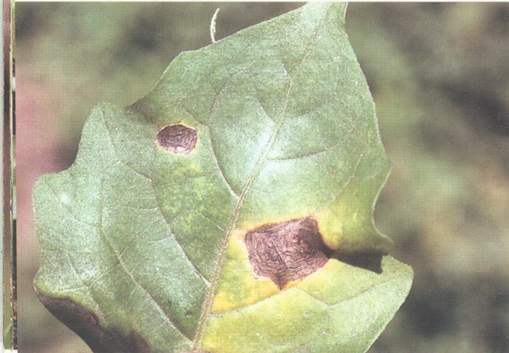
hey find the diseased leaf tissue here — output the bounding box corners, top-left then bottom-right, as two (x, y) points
(33, 3), (413, 353)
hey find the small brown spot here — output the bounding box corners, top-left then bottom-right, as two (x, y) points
(156, 124), (197, 154)
(245, 217), (330, 288)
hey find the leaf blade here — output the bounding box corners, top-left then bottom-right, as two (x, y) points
(34, 3), (412, 353)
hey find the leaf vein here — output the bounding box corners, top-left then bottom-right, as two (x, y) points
(208, 131), (241, 198)
(100, 110), (209, 286)
(97, 187), (192, 342)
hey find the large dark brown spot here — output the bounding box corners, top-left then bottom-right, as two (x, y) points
(245, 217), (330, 288)
(156, 124), (197, 154)
(38, 296), (151, 353)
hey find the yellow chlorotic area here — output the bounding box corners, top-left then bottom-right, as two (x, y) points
(211, 207), (368, 315)
(211, 209), (345, 315)
(211, 230), (279, 313)
(315, 206), (344, 250)
(203, 254), (412, 353)
(204, 288), (327, 353)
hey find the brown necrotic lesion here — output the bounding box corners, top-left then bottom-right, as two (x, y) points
(245, 217), (330, 288)
(38, 296), (151, 353)
(156, 124), (197, 154)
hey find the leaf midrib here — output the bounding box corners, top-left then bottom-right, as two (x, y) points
(192, 10), (329, 348)
(192, 77), (294, 348)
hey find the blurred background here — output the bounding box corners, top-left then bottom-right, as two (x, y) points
(15, 3), (509, 353)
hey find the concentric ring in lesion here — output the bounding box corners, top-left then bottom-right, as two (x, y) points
(245, 217), (330, 288)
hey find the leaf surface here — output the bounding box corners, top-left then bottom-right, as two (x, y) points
(33, 3), (412, 353)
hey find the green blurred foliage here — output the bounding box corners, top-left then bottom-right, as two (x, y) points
(16, 3), (509, 353)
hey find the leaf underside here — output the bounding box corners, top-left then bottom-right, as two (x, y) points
(33, 3), (413, 353)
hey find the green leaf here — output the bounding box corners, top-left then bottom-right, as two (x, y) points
(33, 3), (413, 353)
